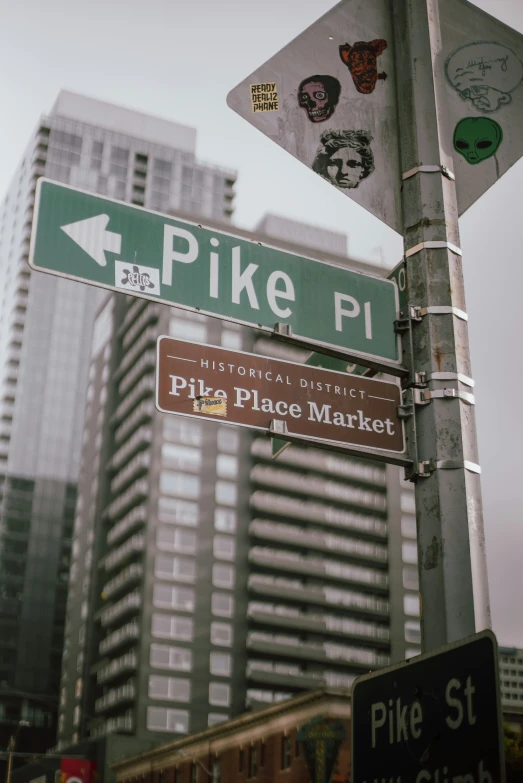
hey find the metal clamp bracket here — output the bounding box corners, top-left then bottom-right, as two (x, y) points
(273, 322), (292, 337)
(269, 419), (288, 435)
(402, 164), (455, 181)
(416, 371), (474, 388)
(410, 305), (468, 322)
(405, 240), (462, 258)
(420, 388), (475, 405)
(417, 459), (481, 476)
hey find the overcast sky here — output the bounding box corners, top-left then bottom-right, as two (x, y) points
(0, 0), (521, 646)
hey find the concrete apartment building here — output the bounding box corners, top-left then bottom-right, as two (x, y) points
(0, 90), (236, 761)
(55, 207), (421, 755)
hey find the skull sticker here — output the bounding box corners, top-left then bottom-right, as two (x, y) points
(298, 75), (341, 122)
(445, 42), (523, 113)
(339, 40), (388, 94)
(453, 117), (503, 164)
(312, 130), (375, 189)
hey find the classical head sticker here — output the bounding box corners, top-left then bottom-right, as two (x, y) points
(312, 130), (375, 189)
(298, 75), (341, 122)
(453, 117), (503, 164)
(339, 39), (388, 94)
(445, 41), (523, 113)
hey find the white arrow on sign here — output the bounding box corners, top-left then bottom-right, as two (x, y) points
(61, 214), (122, 267)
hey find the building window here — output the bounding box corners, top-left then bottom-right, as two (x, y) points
(211, 593), (234, 618)
(73, 705), (81, 727)
(158, 497), (198, 527)
(157, 527), (197, 554)
(160, 471), (200, 500)
(155, 554), (196, 583)
(162, 443), (201, 472)
(153, 584), (195, 612)
(210, 622), (232, 647)
(401, 515), (417, 539)
(170, 318), (207, 342)
(190, 763), (199, 783)
(150, 644), (192, 672)
(248, 745), (258, 779)
(404, 594), (420, 617)
(212, 564), (235, 589)
(281, 736), (291, 770)
(216, 454), (238, 479)
(210, 652), (232, 677)
(213, 535), (236, 562)
(403, 566), (419, 591)
(221, 330), (242, 350)
(402, 542), (418, 565)
(405, 619), (421, 645)
(212, 759), (221, 783)
(239, 750), (244, 773)
(152, 613), (194, 641)
(215, 481), (237, 506)
(163, 417), (202, 446)
(214, 508), (237, 533)
(400, 491), (416, 514)
(149, 675), (191, 702)
(217, 428), (239, 453)
(209, 682), (231, 707)
(146, 707), (189, 733)
(75, 679), (82, 699)
(260, 743), (266, 767)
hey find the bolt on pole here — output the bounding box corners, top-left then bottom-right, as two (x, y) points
(392, 0), (491, 651)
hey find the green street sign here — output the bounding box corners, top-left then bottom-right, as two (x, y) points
(29, 179), (400, 365)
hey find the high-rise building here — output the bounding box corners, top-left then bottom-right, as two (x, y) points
(58, 215), (421, 752)
(0, 90), (236, 760)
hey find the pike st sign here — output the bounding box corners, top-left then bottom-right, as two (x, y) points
(156, 338), (404, 456)
(351, 631), (504, 783)
(29, 179), (400, 367)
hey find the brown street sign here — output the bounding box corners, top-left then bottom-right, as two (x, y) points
(156, 337), (404, 455)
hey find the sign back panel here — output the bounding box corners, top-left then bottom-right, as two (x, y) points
(227, 0), (402, 233)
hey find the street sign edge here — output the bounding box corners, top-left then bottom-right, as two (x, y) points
(155, 335), (406, 454)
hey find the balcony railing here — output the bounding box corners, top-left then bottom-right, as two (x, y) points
(251, 438), (386, 485)
(99, 622), (139, 655)
(247, 574), (389, 616)
(107, 504), (147, 546)
(103, 534), (145, 572)
(97, 650), (138, 685)
(95, 680), (136, 713)
(250, 491), (387, 539)
(247, 632), (390, 669)
(249, 519), (388, 564)
(249, 547), (388, 591)
(250, 466), (387, 512)
(100, 591), (141, 627)
(102, 563), (143, 600)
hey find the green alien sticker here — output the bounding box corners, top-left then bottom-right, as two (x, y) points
(453, 117), (503, 165)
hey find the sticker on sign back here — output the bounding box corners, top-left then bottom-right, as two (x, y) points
(115, 260), (160, 295)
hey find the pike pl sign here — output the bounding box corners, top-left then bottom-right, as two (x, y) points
(156, 338), (404, 455)
(351, 631), (504, 783)
(29, 179), (400, 366)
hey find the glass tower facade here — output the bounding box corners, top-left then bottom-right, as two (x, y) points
(0, 91), (236, 760)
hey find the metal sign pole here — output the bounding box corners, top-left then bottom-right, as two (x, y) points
(393, 0), (491, 651)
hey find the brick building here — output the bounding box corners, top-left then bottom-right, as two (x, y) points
(111, 687), (351, 783)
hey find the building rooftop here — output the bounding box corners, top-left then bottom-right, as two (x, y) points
(50, 90), (197, 153)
